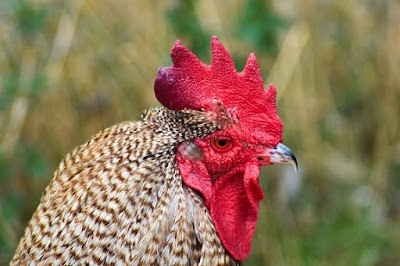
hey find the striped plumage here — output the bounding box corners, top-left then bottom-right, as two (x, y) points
(12, 107), (240, 265)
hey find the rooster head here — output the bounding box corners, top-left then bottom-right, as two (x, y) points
(154, 36), (297, 261)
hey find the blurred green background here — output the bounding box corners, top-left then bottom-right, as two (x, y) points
(1, 0), (399, 265)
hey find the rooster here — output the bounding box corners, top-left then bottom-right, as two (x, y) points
(12, 36), (297, 265)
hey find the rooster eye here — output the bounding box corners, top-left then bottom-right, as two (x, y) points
(213, 139), (231, 149)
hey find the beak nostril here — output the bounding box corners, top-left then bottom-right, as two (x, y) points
(257, 157), (263, 161)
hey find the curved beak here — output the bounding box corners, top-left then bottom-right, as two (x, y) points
(256, 143), (298, 172)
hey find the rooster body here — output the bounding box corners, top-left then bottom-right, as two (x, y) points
(12, 37), (297, 265)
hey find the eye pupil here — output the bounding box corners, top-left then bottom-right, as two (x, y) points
(218, 140), (227, 147)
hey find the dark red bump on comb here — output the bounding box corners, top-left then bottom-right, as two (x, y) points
(154, 36), (283, 145)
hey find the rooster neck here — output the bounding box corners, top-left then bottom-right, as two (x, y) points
(12, 107), (242, 265)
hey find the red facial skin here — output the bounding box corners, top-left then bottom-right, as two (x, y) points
(176, 127), (278, 261)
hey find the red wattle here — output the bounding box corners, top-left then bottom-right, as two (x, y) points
(177, 145), (264, 261)
(210, 162), (263, 261)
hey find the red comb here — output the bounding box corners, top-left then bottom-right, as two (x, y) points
(154, 36), (283, 145)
